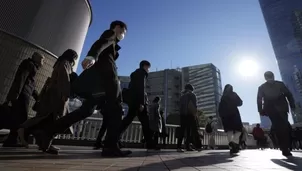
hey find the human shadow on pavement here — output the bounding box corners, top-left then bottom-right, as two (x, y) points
(121, 151), (235, 171)
(271, 156), (302, 170)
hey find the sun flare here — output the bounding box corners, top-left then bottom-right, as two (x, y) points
(237, 59), (259, 77)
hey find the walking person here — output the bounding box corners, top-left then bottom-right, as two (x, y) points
(149, 96), (162, 150)
(119, 60), (153, 150)
(205, 116), (216, 149)
(17, 49), (78, 154)
(252, 124), (266, 149)
(2, 52), (44, 147)
(257, 71), (295, 156)
(177, 84), (202, 152)
(219, 84), (243, 155)
(33, 21), (131, 157)
(159, 110), (168, 148)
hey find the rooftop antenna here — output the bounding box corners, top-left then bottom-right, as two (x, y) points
(170, 60), (172, 69)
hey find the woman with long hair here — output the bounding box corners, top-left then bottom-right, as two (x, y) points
(218, 84), (243, 155)
(17, 49), (78, 154)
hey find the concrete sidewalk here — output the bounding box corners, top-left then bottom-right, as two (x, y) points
(0, 146), (301, 170)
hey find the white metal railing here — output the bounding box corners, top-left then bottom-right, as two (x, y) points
(56, 117), (257, 147)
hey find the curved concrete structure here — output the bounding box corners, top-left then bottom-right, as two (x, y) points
(0, 0), (92, 116)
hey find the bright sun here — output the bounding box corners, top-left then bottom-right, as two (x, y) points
(237, 59), (259, 77)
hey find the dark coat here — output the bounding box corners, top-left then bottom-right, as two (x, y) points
(72, 30), (121, 100)
(180, 91), (197, 115)
(128, 68), (148, 107)
(21, 60), (73, 134)
(6, 58), (39, 102)
(257, 80), (295, 115)
(149, 102), (162, 133)
(218, 92), (243, 132)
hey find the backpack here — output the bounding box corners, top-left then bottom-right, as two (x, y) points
(205, 121), (213, 133)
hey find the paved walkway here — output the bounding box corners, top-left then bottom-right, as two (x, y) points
(0, 146), (301, 171)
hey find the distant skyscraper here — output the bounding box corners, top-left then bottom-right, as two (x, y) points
(146, 69), (182, 119)
(119, 76), (131, 89)
(181, 64), (222, 118)
(259, 0), (302, 122)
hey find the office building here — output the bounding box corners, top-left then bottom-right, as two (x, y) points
(119, 76), (131, 89)
(146, 69), (182, 119)
(259, 0), (302, 122)
(0, 0), (92, 116)
(181, 64), (222, 118)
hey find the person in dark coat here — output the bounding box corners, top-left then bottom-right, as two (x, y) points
(119, 60), (153, 149)
(149, 96), (162, 150)
(177, 84), (202, 152)
(35, 21), (131, 157)
(17, 49), (78, 154)
(257, 71), (295, 156)
(2, 52), (44, 147)
(218, 84), (243, 155)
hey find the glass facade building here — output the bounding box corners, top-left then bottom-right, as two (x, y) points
(0, 0), (92, 117)
(181, 64), (222, 118)
(259, 0), (302, 122)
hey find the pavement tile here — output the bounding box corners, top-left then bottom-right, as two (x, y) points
(1, 146), (302, 171)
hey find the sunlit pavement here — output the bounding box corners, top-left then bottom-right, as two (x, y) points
(0, 146), (301, 171)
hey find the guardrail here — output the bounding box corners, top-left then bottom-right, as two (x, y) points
(55, 117), (257, 147)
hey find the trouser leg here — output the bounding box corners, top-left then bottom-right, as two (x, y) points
(45, 97), (98, 135)
(119, 106), (137, 137)
(5, 95), (29, 145)
(177, 116), (186, 149)
(137, 107), (152, 148)
(96, 114), (108, 145)
(269, 113), (290, 151)
(103, 101), (123, 148)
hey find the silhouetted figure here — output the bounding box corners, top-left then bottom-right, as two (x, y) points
(2, 52), (44, 147)
(119, 60), (153, 149)
(159, 110), (168, 147)
(149, 96), (162, 150)
(257, 71), (295, 157)
(18, 49), (78, 154)
(177, 84), (202, 152)
(35, 21), (131, 157)
(219, 84), (243, 155)
(252, 124), (266, 149)
(206, 116), (216, 149)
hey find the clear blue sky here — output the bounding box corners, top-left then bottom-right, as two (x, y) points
(78, 0), (291, 124)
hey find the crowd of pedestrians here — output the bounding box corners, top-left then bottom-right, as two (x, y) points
(0, 20), (297, 158)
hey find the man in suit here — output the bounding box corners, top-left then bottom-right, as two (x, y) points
(36, 21), (130, 157)
(118, 60), (153, 150)
(257, 71), (295, 156)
